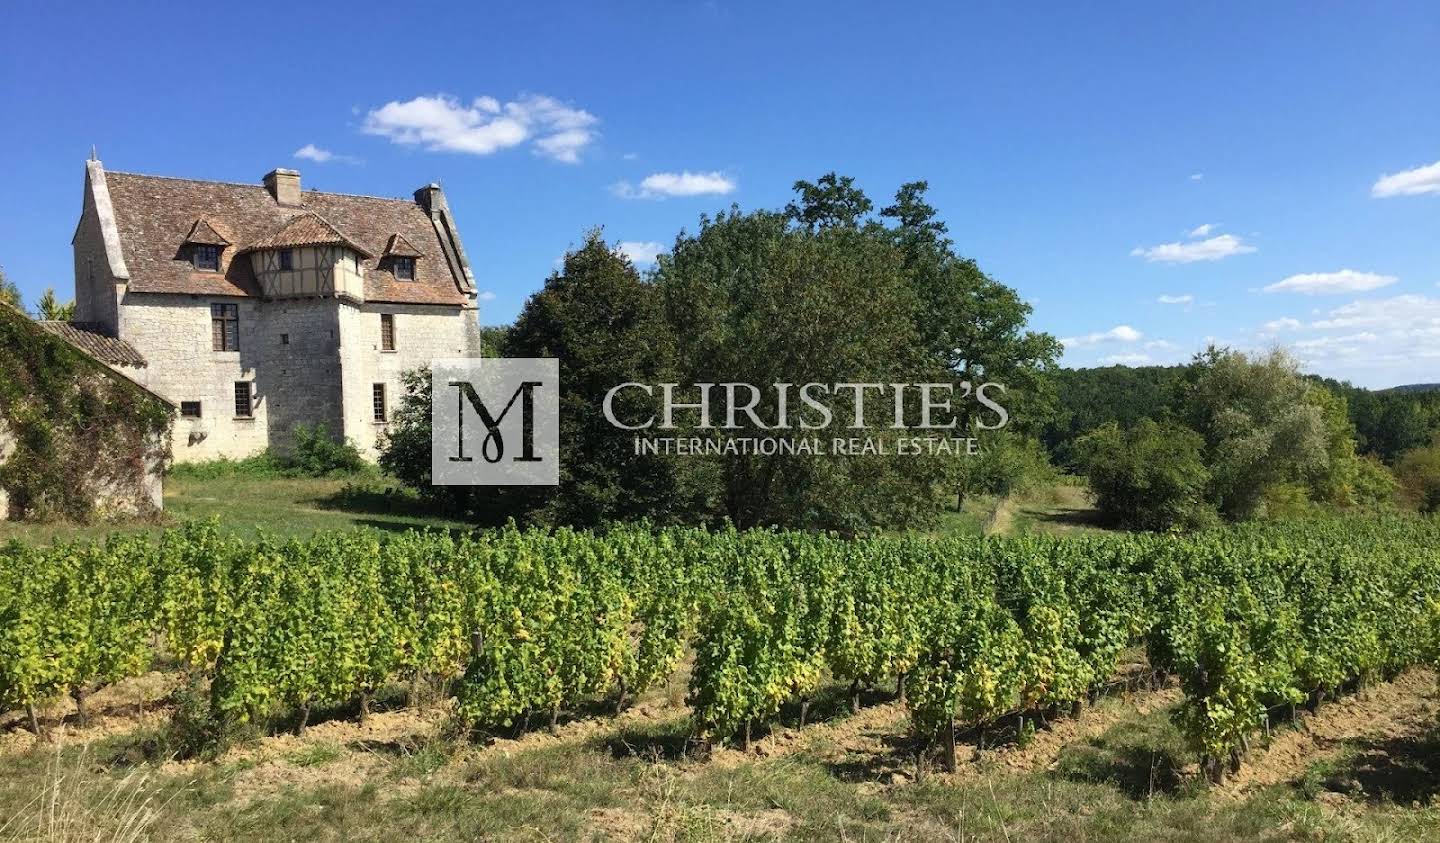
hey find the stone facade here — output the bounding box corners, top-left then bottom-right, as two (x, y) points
(71, 160), (482, 462)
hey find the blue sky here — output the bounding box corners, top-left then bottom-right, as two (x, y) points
(1, 1), (1437, 388)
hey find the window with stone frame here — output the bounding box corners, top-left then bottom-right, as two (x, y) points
(372, 383), (387, 422)
(234, 381), (253, 418)
(211, 303), (239, 351)
(381, 313), (396, 351)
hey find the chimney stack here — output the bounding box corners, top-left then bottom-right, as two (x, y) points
(264, 168), (302, 206)
(414, 183), (442, 213)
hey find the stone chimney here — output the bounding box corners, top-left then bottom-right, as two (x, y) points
(413, 182), (442, 212)
(263, 168), (302, 206)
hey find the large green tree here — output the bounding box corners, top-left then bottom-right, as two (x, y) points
(657, 207), (939, 530)
(1183, 347), (1356, 519)
(504, 231), (688, 526)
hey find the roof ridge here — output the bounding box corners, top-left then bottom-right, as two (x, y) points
(106, 170), (420, 204)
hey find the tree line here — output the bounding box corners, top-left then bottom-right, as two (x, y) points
(381, 173), (1060, 532)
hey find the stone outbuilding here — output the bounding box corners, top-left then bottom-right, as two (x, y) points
(0, 302), (171, 520)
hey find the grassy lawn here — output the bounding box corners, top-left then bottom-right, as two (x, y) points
(0, 474), (471, 545)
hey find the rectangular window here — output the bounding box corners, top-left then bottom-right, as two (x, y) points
(380, 313), (396, 351)
(211, 303), (239, 351)
(372, 383), (387, 422)
(394, 257), (415, 280)
(280, 333), (290, 345)
(193, 245), (220, 272)
(234, 381), (253, 418)
(180, 401), (202, 418)
(279, 249), (294, 271)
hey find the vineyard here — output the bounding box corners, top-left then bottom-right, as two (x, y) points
(3, 515), (1439, 797)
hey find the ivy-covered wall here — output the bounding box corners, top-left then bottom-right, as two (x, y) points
(0, 305), (172, 521)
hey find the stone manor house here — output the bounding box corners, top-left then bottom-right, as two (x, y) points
(67, 159), (483, 462)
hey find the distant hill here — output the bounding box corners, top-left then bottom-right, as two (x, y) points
(1385, 384), (1440, 394)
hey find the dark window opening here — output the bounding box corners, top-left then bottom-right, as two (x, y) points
(380, 313), (396, 351)
(279, 249), (294, 271)
(193, 245), (220, 272)
(180, 401), (202, 418)
(280, 333), (290, 345)
(393, 257), (415, 280)
(372, 383), (387, 422)
(234, 381), (253, 418)
(211, 303), (239, 351)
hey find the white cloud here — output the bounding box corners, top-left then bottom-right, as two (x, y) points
(622, 152), (639, 161)
(1130, 234), (1256, 263)
(1145, 340), (1179, 351)
(1311, 294), (1440, 330)
(1293, 332), (1379, 350)
(477, 291), (497, 302)
(1262, 317), (1302, 332)
(1157, 294), (1193, 305)
(617, 241), (664, 266)
(613, 171), (736, 199)
(1263, 269), (1397, 295)
(1101, 353), (1152, 365)
(293, 144), (359, 164)
(1189, 173), (1204, 182)
(362, 93), (598, 163)
(1278, 295), (1440, 385)
(294, 144), (333, 162)
(1061, 325), (1143, 348)
(1371, 159), (1440, 198)
(1187, 224), (1215, 238)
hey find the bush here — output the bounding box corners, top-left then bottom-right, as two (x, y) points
(287, 423), (368, 477)
(1395, 435), (1440, 514)
(169, 424), (369, 480)
(1077, 420), (1216, 531)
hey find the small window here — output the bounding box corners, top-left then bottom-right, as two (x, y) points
(393, 257), (415, 280)
(372, 383), (387, 422)
(234, 381), (253, 418)
(211, 303), (239, 351)
(279, 249), (294, 271)
(180, 401), (202, 418)
(193, 245), (220, 272)
(380, 313), (396, 351)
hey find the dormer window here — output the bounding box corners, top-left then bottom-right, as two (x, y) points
(192, 244), (220, 272)
(393, 256), (415, 280)
(182, 217), (230, 272)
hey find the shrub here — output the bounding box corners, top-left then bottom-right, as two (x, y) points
(1395, 435), (1440, 514)
(1077, 419), (1216, 531)
(287, 423), (368, 477)
(168, 424), (369, 480)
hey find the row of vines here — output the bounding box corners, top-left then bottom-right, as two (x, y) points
(2, 517), (1438, 781)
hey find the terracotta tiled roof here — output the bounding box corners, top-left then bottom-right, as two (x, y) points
(182, 217), (231, 246)
(383, 232), (424, 258)
(37, 321), (148, 368)
(104, 171), (471, 306)
(245, 212), (375, 257)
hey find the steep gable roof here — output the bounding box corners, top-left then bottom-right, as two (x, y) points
(182, 216), (231, 246)
(383, 232), (424, 258)
(102, 170), (473, 306)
